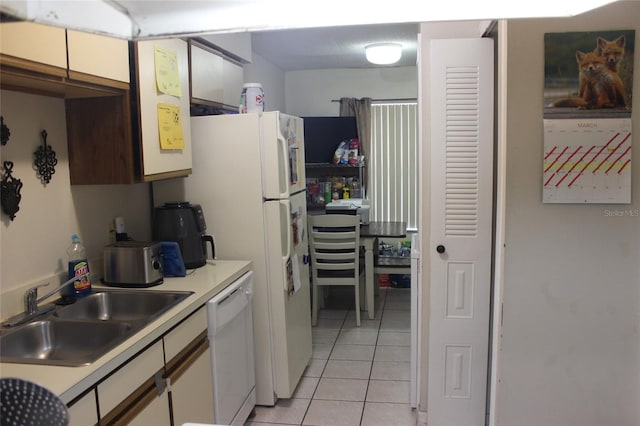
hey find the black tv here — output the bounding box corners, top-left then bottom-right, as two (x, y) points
(302, 116), (359, 164)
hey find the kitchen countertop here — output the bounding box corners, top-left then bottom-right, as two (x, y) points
(0, 259), (252, 405)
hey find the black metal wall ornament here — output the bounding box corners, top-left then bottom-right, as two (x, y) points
(1, 161), (23, 221)
(1, 116), (10, 146)
(33, 130), (57, 184)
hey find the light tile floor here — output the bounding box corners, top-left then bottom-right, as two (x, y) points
(246, 286), (416, 426)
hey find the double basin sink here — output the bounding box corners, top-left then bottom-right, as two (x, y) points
(0, 289), (193, 367)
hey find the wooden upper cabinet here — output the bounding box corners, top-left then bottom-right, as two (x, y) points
(134, 39), (192, 180)
(67, 30), (130, 86)
(0, 22), (67, 76)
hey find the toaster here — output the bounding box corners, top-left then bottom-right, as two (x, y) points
(103, 241), (164, 287)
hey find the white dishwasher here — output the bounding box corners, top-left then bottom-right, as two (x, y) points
(207, 271), (256, 426)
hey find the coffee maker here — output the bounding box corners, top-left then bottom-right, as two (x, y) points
(152, 202), (215, 269)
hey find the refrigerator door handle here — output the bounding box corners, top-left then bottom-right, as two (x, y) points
(281, 199), (292, 269)
(280, 200), (295, 292)
(277, 135), (290, 199)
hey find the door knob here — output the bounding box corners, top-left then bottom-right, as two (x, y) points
(436, 245), (446, 254)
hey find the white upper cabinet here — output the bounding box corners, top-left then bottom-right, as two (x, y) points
(190, 43), (224, 103)
(189, 40), (244, 109)
(67, 30), (130, 83)
(134, 38), (192, 179)
(222, 58), (244, 107)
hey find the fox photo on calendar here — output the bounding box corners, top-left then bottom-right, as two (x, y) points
(543, 30), (634, 119)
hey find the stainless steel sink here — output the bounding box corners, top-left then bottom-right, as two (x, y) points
(53, 289), (193, 324)
(0, 289), (193, 366)
(0, 320), (134, 366)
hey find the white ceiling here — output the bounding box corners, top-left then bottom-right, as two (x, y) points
(0, 0), (620, 72)
(249, 23), (420, 71)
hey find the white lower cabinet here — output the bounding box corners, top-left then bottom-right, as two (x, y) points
(169, 344), (215, 425)
(67, 390), (98, 426)
(164, 306), (215, 424)
(97, 341), (167, 425)
(64, 306), (214, 425)
(127, 390), (171, 426)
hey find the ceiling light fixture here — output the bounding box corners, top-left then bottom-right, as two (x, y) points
(365, 43), (402, 65)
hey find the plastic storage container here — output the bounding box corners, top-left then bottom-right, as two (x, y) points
(67, 234), (92, 296)
(239, 83), (264, 113)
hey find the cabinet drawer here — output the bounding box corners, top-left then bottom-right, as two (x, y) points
(164, 306), (207, 361)
(97, 341), (164, 415)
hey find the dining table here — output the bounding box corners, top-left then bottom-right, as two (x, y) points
(359, 221), (407, 319)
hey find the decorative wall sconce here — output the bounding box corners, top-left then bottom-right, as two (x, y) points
(1, 116), (10, 146)
(1, 161), (23, 221)
(34, 130), (57, 184)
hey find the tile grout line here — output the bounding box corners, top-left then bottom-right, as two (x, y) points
(358, 286), (388, 425)
(301, 302), (348, 425)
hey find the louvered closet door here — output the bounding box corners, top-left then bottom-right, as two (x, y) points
(428, 38), (494, 426)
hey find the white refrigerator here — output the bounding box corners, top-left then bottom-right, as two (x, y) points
(153, 111), (312, 406)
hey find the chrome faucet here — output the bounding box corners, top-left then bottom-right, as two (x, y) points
(2, 273), (90, 328)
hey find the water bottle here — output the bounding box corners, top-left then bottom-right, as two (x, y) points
(67, 234), (92, 296)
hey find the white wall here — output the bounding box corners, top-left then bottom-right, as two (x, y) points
(497, 2), (640, 425)
(244, 52), (286, 113)
(285, 66), (418, 116)
(0, 90), (152, 318)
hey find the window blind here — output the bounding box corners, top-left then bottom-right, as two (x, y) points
(370, 103), (419, 230)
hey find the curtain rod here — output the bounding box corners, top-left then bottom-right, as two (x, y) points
(331, 97), (416, 103)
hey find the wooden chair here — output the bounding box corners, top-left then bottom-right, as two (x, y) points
(308, 214), (364, 326)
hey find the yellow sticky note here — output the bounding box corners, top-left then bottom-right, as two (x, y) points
(157, 103), (184, 150)
(154, 45), (182, 97)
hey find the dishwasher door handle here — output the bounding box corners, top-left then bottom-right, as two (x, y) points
(208, 271), (254, 334)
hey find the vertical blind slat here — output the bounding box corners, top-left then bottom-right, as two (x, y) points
(370, 103), (418, 229)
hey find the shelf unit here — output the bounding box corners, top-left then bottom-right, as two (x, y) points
(305, 163), (365, 211)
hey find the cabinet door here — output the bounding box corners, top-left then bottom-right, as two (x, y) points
(170, 345), (215, 425)
(135, 38), (192, 179)
(67, 390), (98, 426)
(97, 341), (164, 416)
(67, 30), (130, 84)
(222, 58), (244, 108)
(0, 22), (67, 75)
(190, 43), (224, 104)
(127, 390), (171, 426)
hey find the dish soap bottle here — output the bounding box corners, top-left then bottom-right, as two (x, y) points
(67, 234), (91, 297)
